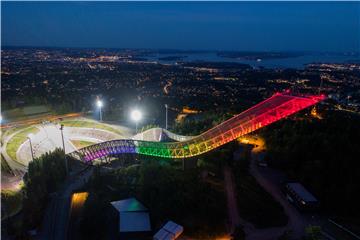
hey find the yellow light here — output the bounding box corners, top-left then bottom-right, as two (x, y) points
(70, 192), (89, 212)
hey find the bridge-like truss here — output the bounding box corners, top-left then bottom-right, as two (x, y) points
(70, 93), (324, 162)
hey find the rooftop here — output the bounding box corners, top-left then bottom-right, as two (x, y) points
(111, 197), (148, 212)
(119, 212), (151, 233)
(111, 198), (151, 233)
(287, 183), (318, 202)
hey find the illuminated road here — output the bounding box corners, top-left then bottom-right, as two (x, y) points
(71, 93), (325, 162)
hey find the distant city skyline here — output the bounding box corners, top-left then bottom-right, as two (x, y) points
(2, 2), (360, 52)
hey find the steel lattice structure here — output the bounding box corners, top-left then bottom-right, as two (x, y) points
(69, 93), (324, 162)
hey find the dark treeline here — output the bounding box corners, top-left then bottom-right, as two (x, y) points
(262, 110), (360, 221)
(23, 149), (67, 227)
(79, 159), (227, 239)
(4, 149), (68, 238)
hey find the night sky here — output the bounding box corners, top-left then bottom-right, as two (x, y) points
(2, 2), (359, 52)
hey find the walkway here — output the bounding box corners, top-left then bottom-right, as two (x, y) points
(40, 166), (93, 240)
(223, 165), (242, 234)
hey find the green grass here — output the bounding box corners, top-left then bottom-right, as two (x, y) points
(1, 125), (29, 140)
(1, 189), (23, 220)
(71, 140), (96, 149)
(6, 126), (39, 162)
(61, 120), (123, 135)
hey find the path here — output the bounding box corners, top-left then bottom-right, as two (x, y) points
(249, 148), (307, 239)
(223, 165), (242, 234)
(40, 166), (93, 240)
(232, 137), (305, 239)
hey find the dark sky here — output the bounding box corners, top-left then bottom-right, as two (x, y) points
(2, 2), (360, 52)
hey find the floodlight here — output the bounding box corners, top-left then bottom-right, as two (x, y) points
(131, 109), (142, 122)
(96, 100), (103, 108)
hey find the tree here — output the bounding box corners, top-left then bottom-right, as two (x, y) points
(278, 230), (292, 240)
(262, 111), (360, 219)
(22, 148), (67, 228)
(305, 225), (322, 240)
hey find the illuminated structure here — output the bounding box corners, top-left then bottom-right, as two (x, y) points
(131, 109), (142, 132)
(97, 99), (103, 121)
(70, 93), (324, 162)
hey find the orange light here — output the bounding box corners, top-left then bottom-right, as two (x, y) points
(70, 192), (89, 212)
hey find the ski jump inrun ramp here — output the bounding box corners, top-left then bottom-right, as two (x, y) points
(70, 93), (325, 162)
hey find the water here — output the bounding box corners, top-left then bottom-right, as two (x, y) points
(144, 52), (360, 69)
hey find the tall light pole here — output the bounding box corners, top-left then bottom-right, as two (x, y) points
(131, 109), (142, 133)
(60, 124), (68, 175)
(27, 134), (35, 161)
(96, 99), (103, 121)
(165, 104), (168, 130)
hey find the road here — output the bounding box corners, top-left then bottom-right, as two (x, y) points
(239, 136), (308, 239)
(249, 147), (307, 239)
(223, 165), (242, 234)
(224, 147), (290, 240)
(240, 135), (359, 240)
(1, 127), (30, 190)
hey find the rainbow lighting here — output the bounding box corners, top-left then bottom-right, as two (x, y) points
(70, 93), (325, 162)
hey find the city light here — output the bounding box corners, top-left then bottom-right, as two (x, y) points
(131, 109), (142, 122)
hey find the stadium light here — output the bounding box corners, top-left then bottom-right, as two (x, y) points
(59, 124), (68, 175)
(165, 104), (168, 130)
(131, 109), (142, 132)
(27, 134), (35, 161)
(96, 99), (103, 121)
(96, 100), (103, 108)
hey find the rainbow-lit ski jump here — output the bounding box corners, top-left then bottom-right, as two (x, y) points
(70, 93), (324, 162)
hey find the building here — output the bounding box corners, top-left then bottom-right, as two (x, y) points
(110, 198), (152, 240)
(285, 182), (319, 211)
(153, 221), (183, 240)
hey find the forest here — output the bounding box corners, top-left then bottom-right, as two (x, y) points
(262, 110), (360, 223)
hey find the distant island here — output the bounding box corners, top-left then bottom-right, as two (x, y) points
(217, 51), (302, 60)
(158, 55), (187, 61)
(182, 61), (251, 70)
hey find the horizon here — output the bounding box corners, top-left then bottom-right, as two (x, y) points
(2, 45), (359, 54)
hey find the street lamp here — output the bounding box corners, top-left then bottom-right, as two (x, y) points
(27, 134), (35, 161)
(131, 109), (142, 133)
(165, 104), (168, 130)
(96, 99), (103, 121)
(59, 124), (68, 175)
